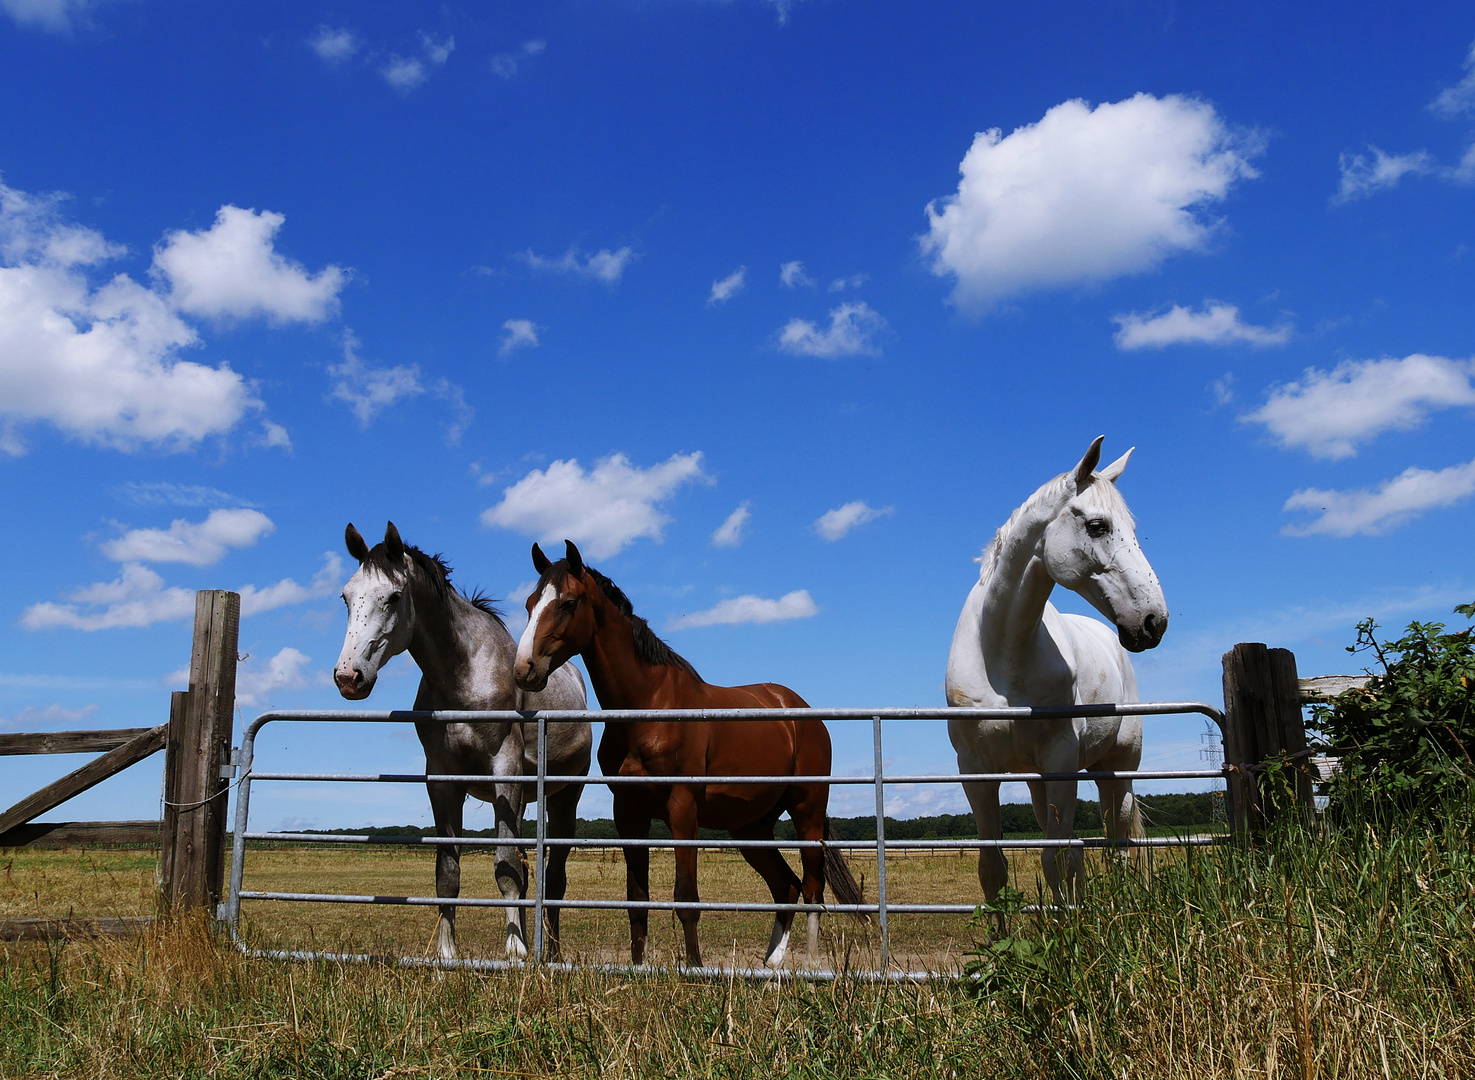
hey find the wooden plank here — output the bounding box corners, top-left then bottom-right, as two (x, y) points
(158, 691), (190, 905)
(0, 724), (167, 838)
(0, 728), (154, 757)
(0, 916), (153, 942)
(1299, 674), (1370, 703)
(0, 820), (160, 849)
(160, 591), (239, 913)
(1268, 648), (1315, 818)
(1222, 643), (1268, 835)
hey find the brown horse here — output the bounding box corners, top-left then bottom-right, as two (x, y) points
(512, 540), (864, 969)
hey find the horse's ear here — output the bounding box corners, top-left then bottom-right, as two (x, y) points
(1073, 435), (1106, 488)
(531, 542), (552, 575)
(345, 523), (370, 563)
(564, 539), (584, 578)
(384, 521), (406, 561)
(1098, 446), (1134, 484)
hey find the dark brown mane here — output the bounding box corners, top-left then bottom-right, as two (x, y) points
(363, 543), (506, 627)
(536, 560), (701, 680)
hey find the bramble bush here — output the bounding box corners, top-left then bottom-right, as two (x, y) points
(1312, 602), (1475, 818)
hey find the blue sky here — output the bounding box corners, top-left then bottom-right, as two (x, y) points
(2, 1), (1473, 830)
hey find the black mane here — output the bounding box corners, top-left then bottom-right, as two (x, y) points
(537, 561), (701, 680)
(362, 543), (506, 627)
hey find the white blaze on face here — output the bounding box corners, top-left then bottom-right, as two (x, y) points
(336, 567), (402, 692)
(516, 583), (558, 672)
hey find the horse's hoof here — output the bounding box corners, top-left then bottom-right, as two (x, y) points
(506, 929), (529, 960)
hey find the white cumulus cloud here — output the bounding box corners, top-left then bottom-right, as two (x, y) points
(778, 302), (886, 358)
(1112, 302), (1291, 349)
(0, 181), (263, 455)
(235, 647), (326, 707)
(669, 590), (817, 630)
(23, 552), (345, 631)
(779, 260), (814, 288)
(308, 25), (360, 64)
(1283, 459), (1475, 537)
(329, 331), (424, 425)
(1, 0), (90, 32)
(499, 318), (539, 356)
(520, 245), (635, 285)
(813, 500), (894, 541)
(708, 266), (746, 306)
(101, 508), (275, 566)
(481, 452), (712, 559)
(921, 94), (1260, 312)
(152, 205), (347, 323)
(1243, 354), (1475, 460)
(711, 502), (752, 548)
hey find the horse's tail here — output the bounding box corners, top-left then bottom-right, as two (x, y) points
(823, 819), (870, 923)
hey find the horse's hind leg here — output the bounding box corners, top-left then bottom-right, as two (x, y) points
(426, 781), (465, 961)
(1029, 777), (1082, 908)
(730, 812), (803, 969)
(541, 781), (584, 962)
(613, 798), (652, 965)
(1095, 770), (1146, 878)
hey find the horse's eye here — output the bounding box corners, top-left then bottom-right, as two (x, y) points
(1085, 519), (1110, 538)
(387, 592), (402, 606)
(561, 600), (578, 615)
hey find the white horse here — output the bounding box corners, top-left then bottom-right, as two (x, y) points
(334, 522), (591, 961)
(946, 436), (1168, 907)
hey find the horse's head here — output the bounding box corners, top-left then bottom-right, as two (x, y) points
(514, 540), (596, 692)
(334, 521), (416, 699)
(1042, 436), (1168, 653)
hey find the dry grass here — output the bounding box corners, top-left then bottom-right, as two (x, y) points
(3, 811), (1472, 1078)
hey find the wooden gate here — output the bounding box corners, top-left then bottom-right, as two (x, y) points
(0, 590), (240, 941)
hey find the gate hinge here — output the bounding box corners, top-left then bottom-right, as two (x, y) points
(219, 748), (239, 779)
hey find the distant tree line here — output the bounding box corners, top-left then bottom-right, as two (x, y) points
(316, 791), (1218, 842)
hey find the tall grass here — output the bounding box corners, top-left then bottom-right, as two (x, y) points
(3, 798), (1471, 1079)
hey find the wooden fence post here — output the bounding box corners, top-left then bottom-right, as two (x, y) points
(1221, 642), (1315, 836)
(159, 591), (239, 914)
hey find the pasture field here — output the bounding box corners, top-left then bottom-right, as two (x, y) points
(3, 808), (1474, 1079)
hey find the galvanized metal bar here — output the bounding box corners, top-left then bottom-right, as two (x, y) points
(224, 723), (257, 928)
(532, 715), (547, 964)
(235, 889), (989, 915)
(242, 701), (1226, 735)
(872, 715), (889, 972)
(243, 831), (1226, 850)
(244, 768), (1228, 785)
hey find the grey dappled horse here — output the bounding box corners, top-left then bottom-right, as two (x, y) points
(334, 522), (591, 960)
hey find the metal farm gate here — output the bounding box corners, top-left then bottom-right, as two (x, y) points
(224, 703), (1228, 982)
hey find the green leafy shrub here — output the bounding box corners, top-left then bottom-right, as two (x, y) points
(1312, 603), (1475, 817)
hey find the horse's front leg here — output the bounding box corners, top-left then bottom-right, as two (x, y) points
(668, 785), (703, 967)
(613, 797), (652, 965)
(491, 734), (529, 960)
(958, 751), (1008, 930)
(425, 780), (464, 961)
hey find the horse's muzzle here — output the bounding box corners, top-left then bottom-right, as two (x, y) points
(513, 659), (549, 693)
(1118, 610), (1168, 653)
(335, 667), (372, 700)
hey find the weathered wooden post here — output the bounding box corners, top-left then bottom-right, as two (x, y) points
(1221, 642), (1315, 836)
(159, 590), (240, 913)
